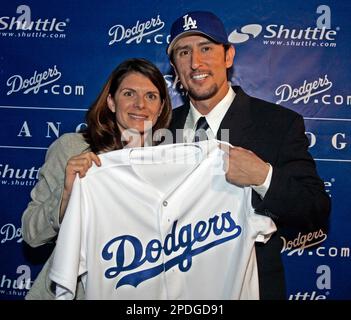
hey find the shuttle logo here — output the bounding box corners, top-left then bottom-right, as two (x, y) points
(164, 74), (186, 108)
(288, 265), (331, 300)
(228, 24), (262, 43)
(0, 5), (69, 40)
(0, 265), (32, 298)
(228, 5), (338, 48)
(0, 162), (40, 188)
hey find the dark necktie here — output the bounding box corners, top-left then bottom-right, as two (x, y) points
(194, 116), (209, 142)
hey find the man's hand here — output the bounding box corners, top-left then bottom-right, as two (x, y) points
(219, 144), (270, 187)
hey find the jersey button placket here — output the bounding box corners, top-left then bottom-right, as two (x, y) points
(163, 200), (171, 222)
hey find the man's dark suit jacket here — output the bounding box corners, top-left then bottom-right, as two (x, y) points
(169, 86), (331, 300)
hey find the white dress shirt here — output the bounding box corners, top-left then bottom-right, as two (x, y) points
(182, 86), (272, 199)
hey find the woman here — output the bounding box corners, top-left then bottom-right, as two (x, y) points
(21, 58), (172, 299)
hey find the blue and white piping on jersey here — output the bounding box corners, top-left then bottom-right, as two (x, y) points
(101, 211), (242, 288)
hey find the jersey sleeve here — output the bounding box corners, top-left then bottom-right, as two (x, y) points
(49, 174), (88, 299)
(244, 187), (277, 243)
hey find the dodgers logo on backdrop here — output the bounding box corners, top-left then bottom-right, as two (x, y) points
(275, 75), (333, 104)
(108, 14), (166, 45)
(280, 229), (327, 256)
(6, 65), (85, 96)
(0, 223), (22, 244)
(182, 14), (197, 31)
(7, 66), (61, 95)
(275, 74), (351, 107)
(101, 211), (241, 289)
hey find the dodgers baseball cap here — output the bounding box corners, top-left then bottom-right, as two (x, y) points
(167, 11), (230, 55)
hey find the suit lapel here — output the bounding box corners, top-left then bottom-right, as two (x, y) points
(170, 86), (255, 147)
(169, 102), (190, 140)
(217, 86), (255, 147)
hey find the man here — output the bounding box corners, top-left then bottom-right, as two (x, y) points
(166, 11), (330, 299)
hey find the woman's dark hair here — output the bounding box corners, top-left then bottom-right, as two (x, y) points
(83, 58), (172, 153)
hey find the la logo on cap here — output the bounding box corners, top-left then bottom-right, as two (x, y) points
(182, 14), (197, 30)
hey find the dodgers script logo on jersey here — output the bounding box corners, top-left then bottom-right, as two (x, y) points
(101, 211), (241, 289)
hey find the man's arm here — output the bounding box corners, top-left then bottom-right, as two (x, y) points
(222, 114), (330, 231)
(255, 114), (330, 230)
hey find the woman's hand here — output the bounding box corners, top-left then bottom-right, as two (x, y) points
(60, 152), (101, 222)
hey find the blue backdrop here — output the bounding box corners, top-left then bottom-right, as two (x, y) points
(0, 0), (350, 300)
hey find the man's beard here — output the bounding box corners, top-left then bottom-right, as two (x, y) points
(187, 84), (218, 101)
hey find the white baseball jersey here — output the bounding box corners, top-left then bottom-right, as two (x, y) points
(49, 139), (276, 300)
